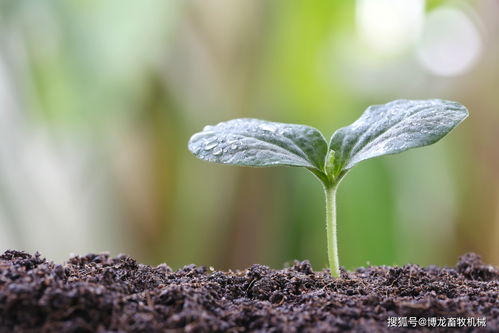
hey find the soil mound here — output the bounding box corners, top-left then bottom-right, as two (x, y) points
(0, 250), (497, 332)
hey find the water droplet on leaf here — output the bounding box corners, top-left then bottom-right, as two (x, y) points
(204, 142), (218, 150)
(212, 147), (223, 156)
(258, 123), (277, 133)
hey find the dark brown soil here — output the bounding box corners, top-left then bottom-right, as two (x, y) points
(0, 251), (497, 332)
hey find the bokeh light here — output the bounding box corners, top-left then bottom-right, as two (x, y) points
(356, 0), (424, 56)
(418, 6), (482, 76)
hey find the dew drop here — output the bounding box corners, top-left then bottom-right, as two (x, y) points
(204, 142), (218, 150)
(190, 132), (205, 142)
(230, 144), (238, 150)
(204, 136), (218, 144)
(258, 123), (277, 133)
(212, 147), (223, 156)
(278, 128), (290, 136)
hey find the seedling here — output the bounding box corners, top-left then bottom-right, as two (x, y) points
(188, 99), (468, 277)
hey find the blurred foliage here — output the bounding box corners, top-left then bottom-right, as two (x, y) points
(0, 0), (498, 270)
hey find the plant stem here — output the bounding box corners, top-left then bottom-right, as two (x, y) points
(324, 184), (340, 277)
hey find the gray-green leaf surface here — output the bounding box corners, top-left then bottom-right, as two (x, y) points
(329, 99), (468, 172)
(188, 118), (328, 171)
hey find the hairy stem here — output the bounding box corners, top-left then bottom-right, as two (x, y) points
(324, 184), (340, 277)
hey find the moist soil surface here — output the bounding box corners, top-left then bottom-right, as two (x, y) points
(0, 251), (497, 333)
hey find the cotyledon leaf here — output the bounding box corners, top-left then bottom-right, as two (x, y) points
(188, 118), (328, 171)
(329, 99), (469, 173)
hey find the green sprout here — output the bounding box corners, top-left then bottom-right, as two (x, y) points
(188, 99), (468, 277)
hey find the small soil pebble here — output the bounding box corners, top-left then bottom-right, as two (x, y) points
(0, 250), (497, 332)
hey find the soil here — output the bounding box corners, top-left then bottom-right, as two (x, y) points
(0, 251), (497, 333)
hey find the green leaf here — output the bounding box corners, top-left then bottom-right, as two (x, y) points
(329, 99), (468, 172)
(188, 118), (328, 171)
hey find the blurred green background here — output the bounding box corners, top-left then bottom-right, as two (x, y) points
(0, 0), (498, 271)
